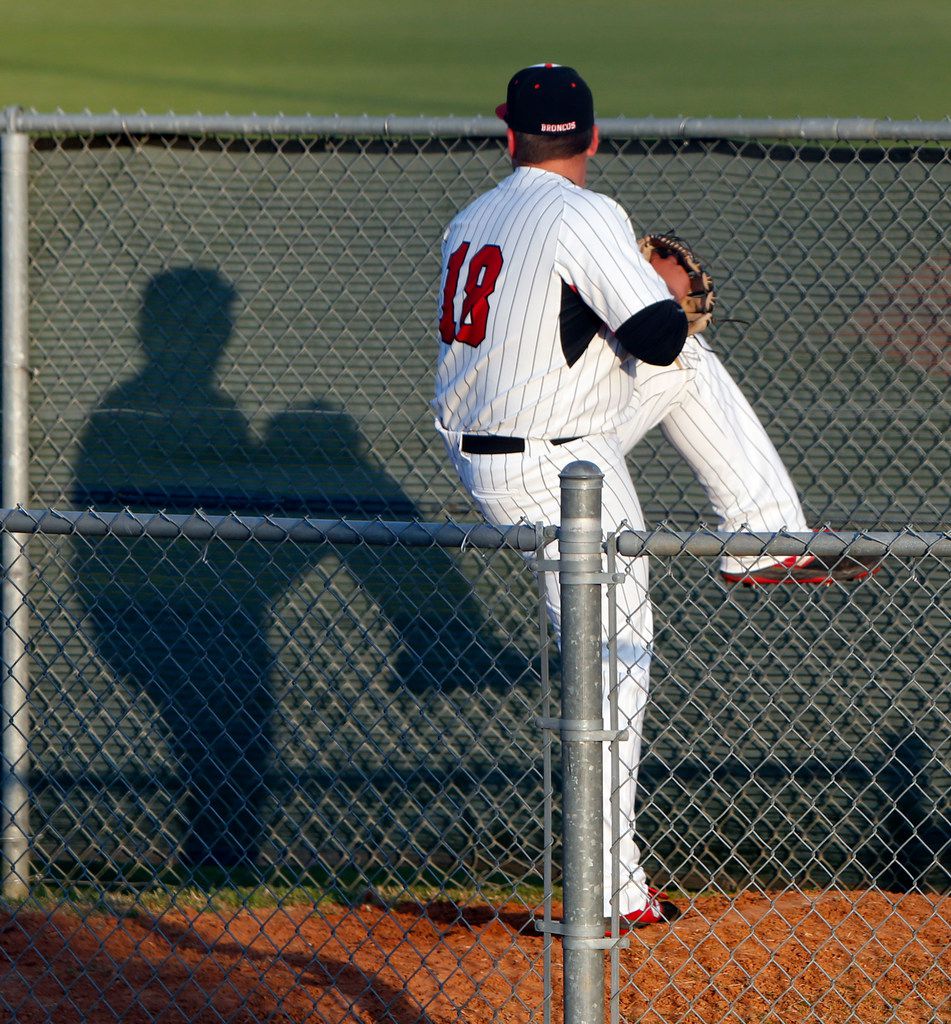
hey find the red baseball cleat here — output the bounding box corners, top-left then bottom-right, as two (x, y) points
(604, 888), (682, 934)
(721, 552), (882, 587)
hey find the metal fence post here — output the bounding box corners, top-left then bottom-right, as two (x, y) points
(559, 461), (607, 1024)
(2, 108), (31, 900)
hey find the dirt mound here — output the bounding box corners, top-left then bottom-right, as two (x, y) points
(0, 889), (947, 1022)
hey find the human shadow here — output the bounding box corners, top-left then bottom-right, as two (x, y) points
(72, 266), (528, 870)
(72, 268), (276, 870)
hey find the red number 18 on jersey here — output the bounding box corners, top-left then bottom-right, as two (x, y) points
(439, 242), (504, 346)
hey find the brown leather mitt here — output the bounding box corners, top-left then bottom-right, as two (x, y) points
(639, 233), (716, 336)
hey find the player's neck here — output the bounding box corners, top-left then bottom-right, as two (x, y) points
(513, 156), (588, 188)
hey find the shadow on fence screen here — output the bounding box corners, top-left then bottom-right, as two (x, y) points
(68, 266), (533, 873)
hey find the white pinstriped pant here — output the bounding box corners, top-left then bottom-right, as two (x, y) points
(438, 337), (808, 915)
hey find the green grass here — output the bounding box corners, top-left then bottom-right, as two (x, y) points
(12, 864), (553, 919)
(1, 0), (949, 120)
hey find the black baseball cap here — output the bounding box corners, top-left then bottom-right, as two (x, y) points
(495, 63), (594, 136)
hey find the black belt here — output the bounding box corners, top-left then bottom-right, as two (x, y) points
(461, 434), (581, 454)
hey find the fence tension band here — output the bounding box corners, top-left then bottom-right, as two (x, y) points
(536, 716), (630, 743)
(535, 558), (627, 587)
(534, 918), (631, 951)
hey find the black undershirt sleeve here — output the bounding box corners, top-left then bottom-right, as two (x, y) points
(614, 299), (688, 366)
(559, 280), (604, 367)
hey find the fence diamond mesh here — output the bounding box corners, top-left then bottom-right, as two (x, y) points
(0, 113), (948, 1023)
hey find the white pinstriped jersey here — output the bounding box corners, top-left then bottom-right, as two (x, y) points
(433, 165), (672, 439)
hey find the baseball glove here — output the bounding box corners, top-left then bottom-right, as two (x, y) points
(638, 233), (716, 336)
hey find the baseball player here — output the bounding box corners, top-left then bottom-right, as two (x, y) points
(433, 63), (878, 931)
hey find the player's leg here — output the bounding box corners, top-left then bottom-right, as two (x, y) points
(660, 338), (809, 577)
(618, 338), (809, 576)
(438, 427), (658, 917)
(538, 437), (657, 920)
(619, 339), (879, 582)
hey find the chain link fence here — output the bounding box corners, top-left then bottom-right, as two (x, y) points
(1, 111), (949, 1021)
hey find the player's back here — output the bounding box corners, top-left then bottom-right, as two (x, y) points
(437, 167), (606, 436)
(440, 165), (567, 324)
(435, 165), (661, 439)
